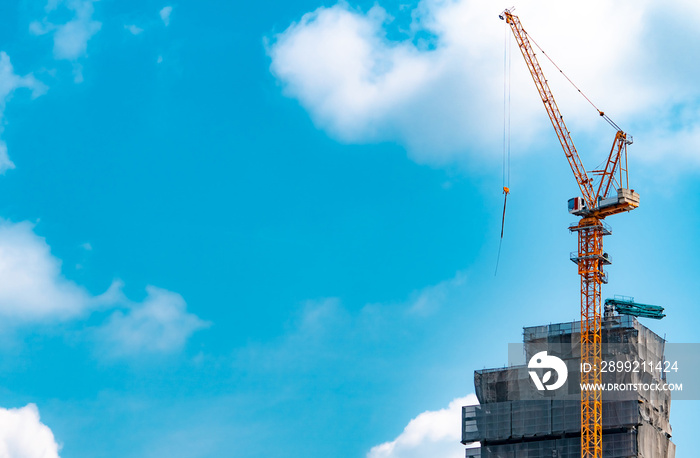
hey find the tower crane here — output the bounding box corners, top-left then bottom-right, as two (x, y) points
(499, 9), (639, 458)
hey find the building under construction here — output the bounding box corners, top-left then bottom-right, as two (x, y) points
(461, 314), (675, 457)
(477, 8), (674, 457)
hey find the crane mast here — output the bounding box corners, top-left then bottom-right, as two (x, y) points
(500, 10), (639, 458)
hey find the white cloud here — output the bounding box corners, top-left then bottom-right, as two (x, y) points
(0, 52), (47, 173)
(125, 24), (144, 35)
(28, 21), (49, 36)
(0, 142), (14, 175)
(31, 0), (102, 64)
(269, 0), (700, 171)
(0, 220), (93, 321)
(269, 3), (460, 164)
(407, 271), (466, 316)
(52, 1), (101, 61)
(233, 273), (480, 454)
(367, 394), (478, 458)
(99, 286), (210, 355)
(236, 269), (472, 379)
(0, 404), (60, 458)
(160, 6), (173, 26)
(71, 63), (84, 83)
(0, 220), (206, 354)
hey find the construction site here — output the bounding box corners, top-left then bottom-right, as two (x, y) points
(462, 315), (675, 457)
(461, 10), (676, 458)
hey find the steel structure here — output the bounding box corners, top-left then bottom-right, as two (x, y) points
(605, 297), (666, 320)
(500, 10), (640, 458)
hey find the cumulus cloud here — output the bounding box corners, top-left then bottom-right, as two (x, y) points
(160, 6), (173, 26)
(407, 271), (467, 316)
(52, 2), (101, 61)
(99, 286), (210, 355)
(367, 394), (478, 458)
(0, 143), (14, 175)
(0, 53), (47, 173)
(269, 3), (465, 164)
(30, 0), (101, 82)
(233, 273), (480, 455)
(237, 269), (472, 379)
(0, 220), (92, 321)
(0, 54), (46, 101)
(269, 0), (700, 170)
(125, 24), (144, 36)
(0, 220), (206, 354)
(0, 404), (60, 458)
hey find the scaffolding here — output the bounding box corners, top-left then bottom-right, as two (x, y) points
(462, 317), (674, 458)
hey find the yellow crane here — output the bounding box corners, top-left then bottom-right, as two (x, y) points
(499, 9), (639, 458)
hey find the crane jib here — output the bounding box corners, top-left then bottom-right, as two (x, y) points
(501, 10), (636, 214)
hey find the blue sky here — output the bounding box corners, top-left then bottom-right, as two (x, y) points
(0, 0), (697, 457)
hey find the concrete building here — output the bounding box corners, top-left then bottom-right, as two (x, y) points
(461, 315), (675, 457)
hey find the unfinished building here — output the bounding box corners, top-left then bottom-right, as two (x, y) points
(461, 315), (675, 457)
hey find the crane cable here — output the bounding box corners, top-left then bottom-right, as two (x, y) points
(495, 25), (512, 276)
(526, 32), (622, 132)
(503, 23), (511, 192)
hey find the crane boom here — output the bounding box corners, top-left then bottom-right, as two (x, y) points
(501, 11), (595, 207)
(500, 9), (640, 458)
